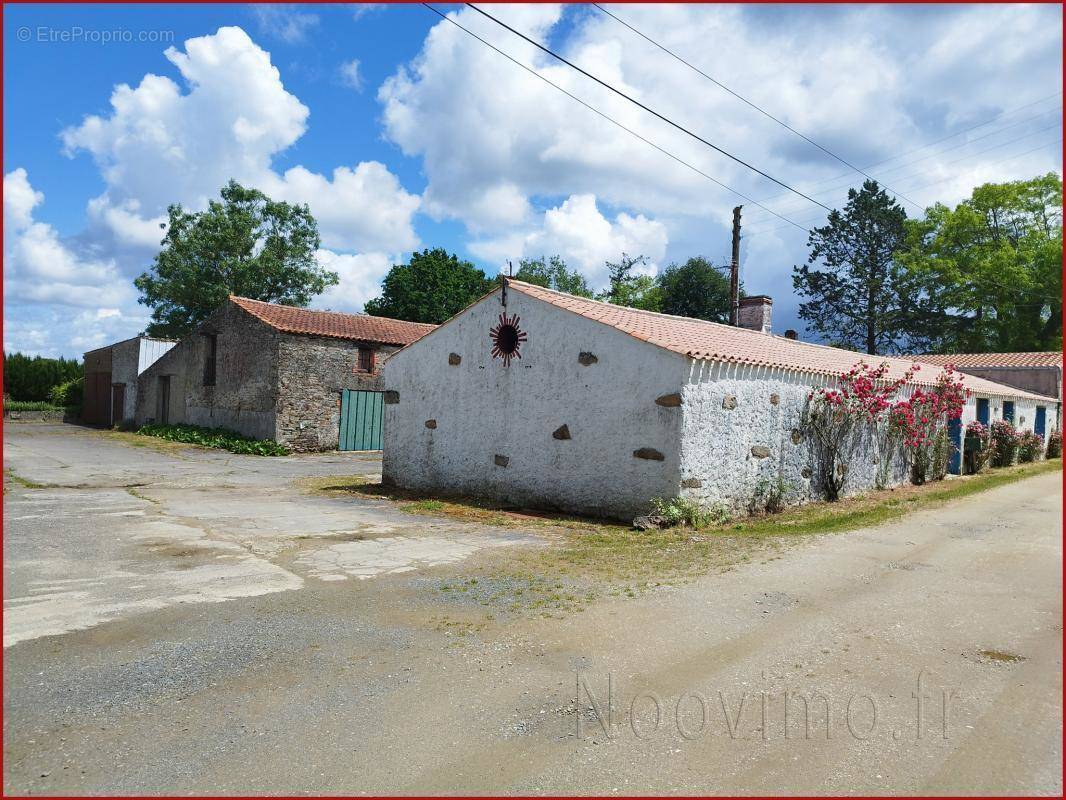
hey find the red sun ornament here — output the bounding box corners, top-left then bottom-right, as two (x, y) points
(489, 312), (527, 367)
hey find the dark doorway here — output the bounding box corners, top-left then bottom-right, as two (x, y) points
(111, 384), (126, 427)
(157, 375), (171, 424)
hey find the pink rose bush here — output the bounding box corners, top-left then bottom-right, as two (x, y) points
(805, 361), (969, 497)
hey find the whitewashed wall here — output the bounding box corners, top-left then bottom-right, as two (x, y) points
(382, 289), (689, 518)
(679, 363), (1060, 512)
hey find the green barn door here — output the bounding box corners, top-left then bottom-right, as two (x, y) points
(339, 390), (384, 451)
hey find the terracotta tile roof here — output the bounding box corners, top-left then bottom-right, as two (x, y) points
(507, 280), (1058, 402)
(913, 351), (1063, 369)
(229, 296), (436, 346)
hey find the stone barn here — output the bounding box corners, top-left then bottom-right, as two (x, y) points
(135, 296), (435, 451)
(83, 336), (176, 427)
(381, 280), (1058, 519)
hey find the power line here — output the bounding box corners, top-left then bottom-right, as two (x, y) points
(743, 94), (1062, 215)
(590, 2), (924, 212)
(420, 4), (812, 232)
(746, 137), (1061, 240)
(464, 2), (832, 212)
(743, 107), (1062, 225)
(745, 126), (1063, 233)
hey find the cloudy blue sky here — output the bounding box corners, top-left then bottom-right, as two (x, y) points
(4, 2), (1062, 358)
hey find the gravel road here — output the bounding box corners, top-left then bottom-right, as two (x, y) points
(3, 423), (1061, 794)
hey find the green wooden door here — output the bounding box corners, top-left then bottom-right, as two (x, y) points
(339, 390), (384, 451)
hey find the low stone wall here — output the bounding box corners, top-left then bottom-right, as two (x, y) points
(4, 409), (79, 423)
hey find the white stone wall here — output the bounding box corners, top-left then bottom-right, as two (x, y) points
(382, 288), (689, 519)
(677, 363), (905, 511)
(679, 363), (1061, 511)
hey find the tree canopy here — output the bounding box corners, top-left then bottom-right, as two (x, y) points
(135, 181), (334, 338)
(3, 352), (83, 401)
(897, 173), (1062, 353)
(364, 248), (495, 324)
(657, 257), (733, 322)
(792, 180), (920, 354)
(595, 253), (662, 311)
(512, 256), (593, 297)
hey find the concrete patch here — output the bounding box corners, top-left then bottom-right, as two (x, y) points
(294, 533), (523, 581)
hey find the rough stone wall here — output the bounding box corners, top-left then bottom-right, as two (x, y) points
(678, 364), (906, 512)
(109, 338), (142, 424)
(382, 289), (687, 519)
(275, 335), (398, 451)
(136, 303), (279, 439)
(678, 363), (1060, 511)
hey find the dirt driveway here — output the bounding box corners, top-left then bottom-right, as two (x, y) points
(3, 423), (1062, 795)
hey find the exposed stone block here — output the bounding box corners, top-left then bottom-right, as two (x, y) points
(425, 419), (437, 429)
(383, 390), (400, 404)
(655, 393), (682, 407)
(751, 445), (772, 458)
(578, 352), (598, 365)
(448, 353), (461, 365)
(552, 424), (571, 440)
(722, 395), (737, 410)
(494, 454), (509, 467)
(633, 447), (665, 461)
(681, 477), (702, 488)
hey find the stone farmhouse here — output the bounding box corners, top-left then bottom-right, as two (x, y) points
(917, 351), (1062, 418)
(83, 336), (176, 427)
(381, 279), (1059, 519)
(135, 296), (435, 451)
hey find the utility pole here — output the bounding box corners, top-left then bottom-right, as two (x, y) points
(729, 205), (742, 326)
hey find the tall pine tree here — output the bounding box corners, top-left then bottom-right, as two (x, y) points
(792, 181), (920, 354)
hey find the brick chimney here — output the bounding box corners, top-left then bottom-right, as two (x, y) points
(737, 295), (772, 334)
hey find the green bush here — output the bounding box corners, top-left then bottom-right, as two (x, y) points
(136, 423), (289, 456)
(1017, 431), (1044, 463)
(650, 496), (730, 528)
(48, 376), (84, 408)
(1046, 430), (1062, 459)
(3, 352), (82, 401)
(990, 420), (1018, 467)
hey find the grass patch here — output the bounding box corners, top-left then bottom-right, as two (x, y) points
(3, 468), (50, 489)
(308, 460), (1061, 618)
(4, 400), (72, 412)
(135, 423), (289, 456)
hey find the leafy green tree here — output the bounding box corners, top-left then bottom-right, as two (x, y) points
(897, 173), (1062, 352)
(135, 181), (334, 338)
(792, 181), (920, 354)
(512, 255), (593, 297)
(595, 253), (662, 311)
(365, 248), (495, 323)
(3, 352), (83, 401)
(657, 257), (732, 322)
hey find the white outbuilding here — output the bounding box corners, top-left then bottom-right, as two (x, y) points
(381, 280), (1059, 519)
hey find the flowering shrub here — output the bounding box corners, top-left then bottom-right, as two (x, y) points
(887, 366), (968, 485)
(1017, 431), (1045, 463)
(1046, 430), (1062, 459)
(964, 420), (992, 473)
(989, 420), (1019, 467)
(804, 361), (914, 501)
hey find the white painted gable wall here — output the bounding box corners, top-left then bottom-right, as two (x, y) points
(382, 288), (688, 518)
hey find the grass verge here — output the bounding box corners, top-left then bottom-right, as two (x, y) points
(307, 459), (1061, 619)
